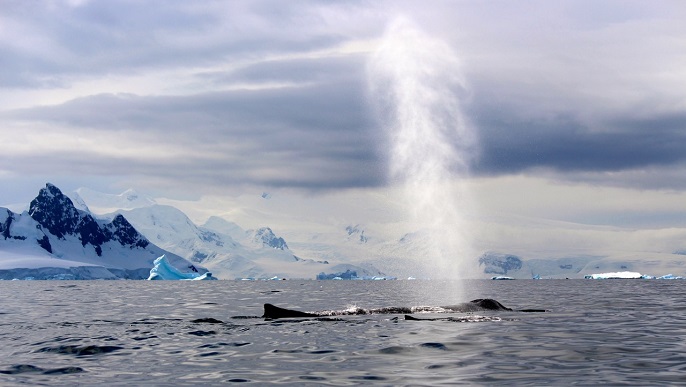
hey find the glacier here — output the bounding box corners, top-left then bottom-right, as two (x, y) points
(147, 255), (216, 280)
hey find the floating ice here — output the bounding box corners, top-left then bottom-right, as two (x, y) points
(584, 271), (643, 279)
(585, 271), (685, 279)
(147, 255), (216, 280)
(658, 274), (684, 280)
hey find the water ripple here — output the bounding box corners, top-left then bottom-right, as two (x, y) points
(1, 280), (685, 385)
(0, 364), (85, 375)
(34, 344), (124, 357)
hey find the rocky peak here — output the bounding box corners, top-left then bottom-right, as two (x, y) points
(252, 227), (288, 250)
(1, 209), (18, 240)
(29, 183), (80, 239)
(346, 224), (368, 243)
(108, 214), (149, 249)
(27, 183), (150, 256)
(478, 252), (523, 275)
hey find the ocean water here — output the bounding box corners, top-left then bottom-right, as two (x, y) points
(1, 279), (685, 385)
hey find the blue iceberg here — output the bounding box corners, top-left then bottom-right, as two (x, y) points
(658, 274), (684, 280)
(147, 255), (216, 280)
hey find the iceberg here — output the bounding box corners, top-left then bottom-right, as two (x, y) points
(584, 271), (643, 279)
(658, 274), (684, 280)
(147, 255), (216, 280)
(585, 272), (685, 280)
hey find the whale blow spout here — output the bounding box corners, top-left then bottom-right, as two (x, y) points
(368, 16), (478, 283)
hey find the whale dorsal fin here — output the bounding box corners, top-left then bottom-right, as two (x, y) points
(263, 303), (318, 319)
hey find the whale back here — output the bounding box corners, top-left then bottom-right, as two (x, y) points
(261, 298), (537, 319)
(469, 298), (513, 311)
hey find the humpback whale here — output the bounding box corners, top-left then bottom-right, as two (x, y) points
(263, 298), (546, 319)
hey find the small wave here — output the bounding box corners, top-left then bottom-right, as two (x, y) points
(130, 318), (183, 325)
(448, 315), (503, 323)
(420, 342), (448, 350)
(0, 364), (85, 375)
(191, 318), (224, 324)
(34, 344), (123, 357)
(198, 342), (251, 349)
(187, 330), (217, 336)
(411, 306), (448, 313)
(404, 315), (504, 322)
(378, 346), (416, 355)
(316, 306), (415, 316)
(349, 375), (387, 381)
(132, 335), (158, 341)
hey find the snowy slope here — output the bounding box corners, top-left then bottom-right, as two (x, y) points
(30, 184), (686, 280)
(475, 250), (686, 279)
(60, 187), (382, 279)
(0, 184), (201, 279)
(72, 187), (157, 213)
(114, 205), (378, 279)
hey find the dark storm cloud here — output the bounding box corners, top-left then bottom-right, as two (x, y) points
(470, 106), (686, 177)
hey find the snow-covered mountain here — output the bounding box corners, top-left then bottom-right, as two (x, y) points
(5, 183), (684, 280)
(103, 202), (382, 280)
(88, 186), (683, 279)
(73, 187), (157, 213)
(0, 183), (200, 280)
(476, 251), (686, 279)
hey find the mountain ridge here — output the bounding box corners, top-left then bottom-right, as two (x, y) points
(3, 183), (685, 280)
(0, 183), (200, 279)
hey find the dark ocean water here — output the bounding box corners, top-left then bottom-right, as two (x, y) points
(1, 279), (685, 385)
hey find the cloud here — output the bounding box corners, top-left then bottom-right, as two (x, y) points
(1, 0), (686, 200)
(470, 106), (686, 182)
(0, 0), (375, 89)
(1, 68), (384, 193)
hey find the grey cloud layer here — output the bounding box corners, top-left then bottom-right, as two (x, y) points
(2, 0), (685, 194)
(0, 1), (355, 87)
(471, 107), (686, 176)
(3, 80), (382, 190)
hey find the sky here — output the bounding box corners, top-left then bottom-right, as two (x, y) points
(1, 0), (686, 259)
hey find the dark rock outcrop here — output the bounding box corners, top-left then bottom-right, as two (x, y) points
(28, 183), (150, 256)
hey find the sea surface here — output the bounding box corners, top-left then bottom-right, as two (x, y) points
(1, 279), (685, 385)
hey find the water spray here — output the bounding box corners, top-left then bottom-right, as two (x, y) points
(368, 17), (478, 280)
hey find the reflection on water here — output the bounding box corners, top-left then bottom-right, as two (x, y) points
(1, 280), (685, 385)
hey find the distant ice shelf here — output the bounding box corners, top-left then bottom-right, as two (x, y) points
(584, 271), (642, 279)
(584, 271), (684, 279)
